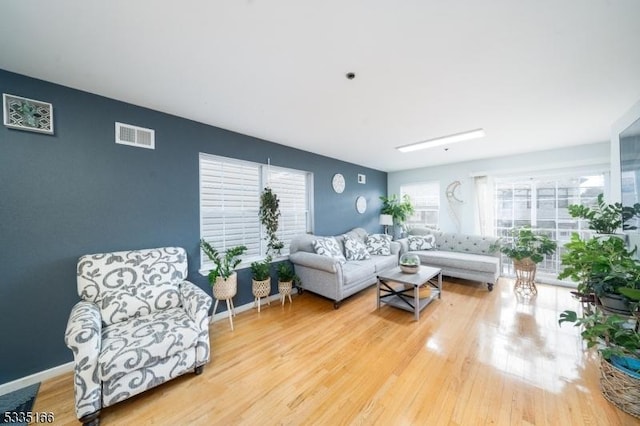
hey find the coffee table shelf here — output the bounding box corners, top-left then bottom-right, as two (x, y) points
(377, 266), (442, 320)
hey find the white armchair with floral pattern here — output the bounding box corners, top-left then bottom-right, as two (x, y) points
(64, 247), (212, 426)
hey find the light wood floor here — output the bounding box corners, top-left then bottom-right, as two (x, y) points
(34, 278), (638, 425)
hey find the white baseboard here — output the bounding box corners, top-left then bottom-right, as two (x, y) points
(0, 362), (74, 396)
(0, 289), (299, 395)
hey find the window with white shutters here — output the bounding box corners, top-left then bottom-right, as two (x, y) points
(199, 153), (312, 270)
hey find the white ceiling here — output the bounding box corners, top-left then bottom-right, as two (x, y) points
(2, 1), (640, 172)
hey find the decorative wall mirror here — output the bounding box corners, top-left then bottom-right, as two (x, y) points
(611, 99), (640, 241)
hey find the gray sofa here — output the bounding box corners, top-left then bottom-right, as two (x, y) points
(398, 228), (500, 291)
(289, 228), (400, 308)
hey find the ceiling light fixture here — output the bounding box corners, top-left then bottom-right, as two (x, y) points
(396, 128), (486, 153)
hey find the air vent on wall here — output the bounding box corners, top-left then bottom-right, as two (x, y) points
(115, 122), (155, 150)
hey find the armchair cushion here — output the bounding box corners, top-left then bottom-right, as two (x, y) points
(97, 281), (181, 326)
(99, 308), (199, 382)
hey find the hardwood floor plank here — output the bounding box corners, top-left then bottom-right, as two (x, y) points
(31, 278), (639, 425)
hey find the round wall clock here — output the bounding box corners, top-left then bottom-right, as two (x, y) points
(332, 173), (345, 193)
(356, 196), (367, 214)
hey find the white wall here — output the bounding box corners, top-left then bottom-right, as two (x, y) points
(388, 142), (610, 234)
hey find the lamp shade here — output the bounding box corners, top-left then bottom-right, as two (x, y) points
(379, 214), (393, 226)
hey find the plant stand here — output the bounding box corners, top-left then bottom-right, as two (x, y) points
(599, 355), (640, 419)
(279, 280), (293, 306)
(252, 279), (271, 312)
(212, 274), (238, 331)
(513, 258), (537, 296)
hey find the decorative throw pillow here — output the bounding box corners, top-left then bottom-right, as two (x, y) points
(408, 235), (436, 251)
(366, 233), (392, 256)
(343, 234), (371, 261)
(313, 237), (347, 263)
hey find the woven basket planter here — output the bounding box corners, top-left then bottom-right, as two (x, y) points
(513, 257), (537, 295)
(252, 279), (271, 298)
(213, 273), (238, 300)
(599, 355), (640, 419)
(278, 280), (294, 305)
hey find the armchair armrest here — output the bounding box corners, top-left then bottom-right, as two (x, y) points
(180, 280), (213, 365)
(289, 252), (340, 273)
(180, 280), (213, 326)
(64, 301), (102, 420)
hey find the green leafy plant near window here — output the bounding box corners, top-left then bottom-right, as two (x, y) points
(260, 187), (284, 260)
(277, 262), (300, 285)
(379, 194), (415, 227)
(199, 239), (247, 284)
(250, 259), (271, 281)
(558, 233), (640, 296)
(567, 193), (640, 233)
(494, 226), (557, 263)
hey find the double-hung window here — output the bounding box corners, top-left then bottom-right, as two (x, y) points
(199, 153), (312, 270)
(401, 181), (440, 228)
(493, 172), (606, 281)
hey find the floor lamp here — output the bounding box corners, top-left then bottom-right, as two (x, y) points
(379, 214), (393, 235)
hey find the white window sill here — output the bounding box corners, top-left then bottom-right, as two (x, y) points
(199, 255), (290, 276)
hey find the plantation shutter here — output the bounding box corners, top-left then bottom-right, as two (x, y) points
(199, 153), (261, 269)
(267, 167), (309, 255)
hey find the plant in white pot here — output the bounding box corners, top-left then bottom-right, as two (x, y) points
(200, 239), (247, 330)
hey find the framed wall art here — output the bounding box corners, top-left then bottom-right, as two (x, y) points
(3, 93), (54, 134)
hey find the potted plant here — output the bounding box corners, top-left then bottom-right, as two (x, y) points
(260, 187), (284, 259)
(379, 194), (415, 239)
(200, 239), (247, 330)
(558, 233), (640, 314)
(495, 227), (556, 293)
(277, 262), (300, 305)
(559, 306), (640, 417)
(250, 259), (272, 311)
(567, 193), (640, 234)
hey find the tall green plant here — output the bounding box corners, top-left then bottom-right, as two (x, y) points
(558, 233), (639, 295)
(567, 193), (640, 233)
(379, 194), (415, 226)
(260, 187), (284, 260)
(200, 239), (247, 284)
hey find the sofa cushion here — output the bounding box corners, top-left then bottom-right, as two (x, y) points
(372, 254), (398, 272)
(343, 234), (371, 261)
(99, 307), (199, 382)
(313, 237), (347, 263)
(414, 250), (499, 274)
(341, 261), (376, 286)
(366, 234), (392, 255)
(408, 235), (436, 251)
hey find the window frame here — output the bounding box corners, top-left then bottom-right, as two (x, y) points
(199, 153), (313, 272)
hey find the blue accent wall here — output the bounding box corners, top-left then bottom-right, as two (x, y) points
(0, 69), (387, 384)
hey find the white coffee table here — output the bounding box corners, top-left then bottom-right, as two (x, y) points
(377, 265), (442, 320)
